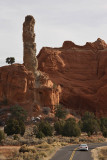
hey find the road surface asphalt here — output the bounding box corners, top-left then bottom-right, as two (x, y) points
(51, 142), (107, 160)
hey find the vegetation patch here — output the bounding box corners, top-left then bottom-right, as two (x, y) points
(92, 146), (107, 160)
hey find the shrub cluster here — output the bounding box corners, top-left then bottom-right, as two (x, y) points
(54, 118), (81, 137)
(81, 112), (100, 135)
(33, 111), (107, 138)
(78, 112), (107, 137)
(34, 118), (81, 138)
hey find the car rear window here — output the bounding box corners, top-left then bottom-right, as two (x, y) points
(80, 144), (87, 146)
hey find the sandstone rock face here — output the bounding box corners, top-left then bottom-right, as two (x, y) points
(0, 64), (35, 113)
(0, 64), (61, 115)
(23, 15), (38, 74)
(37, 38), (107, 117)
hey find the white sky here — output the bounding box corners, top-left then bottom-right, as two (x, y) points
(0, 0), (107, 64)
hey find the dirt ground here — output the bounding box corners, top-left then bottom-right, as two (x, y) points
(0, 146), (20, 160)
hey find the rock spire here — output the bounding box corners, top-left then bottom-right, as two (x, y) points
(23, 15), (38, 74)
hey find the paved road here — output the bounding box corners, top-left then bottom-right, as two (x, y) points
(51, 142), (107, 160)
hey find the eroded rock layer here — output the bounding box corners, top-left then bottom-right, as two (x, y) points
(0, 64), (61, 115)
(37, 38), (107, 117)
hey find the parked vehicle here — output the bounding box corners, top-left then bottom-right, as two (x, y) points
(79, 144), (88, 151)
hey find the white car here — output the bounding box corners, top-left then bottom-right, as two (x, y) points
(79, 144), (88, 151)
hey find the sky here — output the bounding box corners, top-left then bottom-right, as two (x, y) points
(0, 0), (107, 65)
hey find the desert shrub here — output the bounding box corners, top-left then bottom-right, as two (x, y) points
(54, 120), (65, 135)
(82, 118), (100, 135)
(13, 134), (19, 140)
(5, 105), (27, 136)
(33, 125), (39, 135)
(44, 117), (54, 123)
(38, 121), (53, 136)
(81, 112), (100, 135)
(55, 104), (67, 120)
(37, 142), (50, 149)
(81, 111), (95, 121)
(10, 104), (27, 122)
(19, 145), (30, 153)
(102, 127), (107, 138)
(36, 131), (45, 139)
(19, 120), (25, 136)
(4, 119), (20, 135)
(62, 118), (81, 137)
(87, 131), (91, 137)
(99, 117), (107, 137)
(0, 130), (4, 143)
(78, 120), (83, 130)
(100, 117), (107, 131)
(42, 107), (51, 115)
(4, 119), (25, 136)
(34, 121), (54, 138)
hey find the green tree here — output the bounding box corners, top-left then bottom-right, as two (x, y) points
(62, 118), (81, 137)
(4, 119), (20, 135)
(4, 105), (26, 136)
(10, 105), (27, 122)
(34, 121), (54, 138)
(81, 112), (100, 135)
(6, 57), (15, 65)
(38, 121), (53, 136)
(82, 119), (100, 135)
(55, 104), (67, 120)
(4, 119), (25, 136)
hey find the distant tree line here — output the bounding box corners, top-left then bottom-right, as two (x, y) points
(0, 104), (107, 143)
(34, 105), (107, 138)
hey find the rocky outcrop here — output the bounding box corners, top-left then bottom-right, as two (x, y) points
(37, 38), (107, 117)
(23, 15), (38, 74)
(0, 64), (61, 115)
(0, 15), (61, 116)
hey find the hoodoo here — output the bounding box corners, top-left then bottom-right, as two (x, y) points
(23, 15), (38, 74)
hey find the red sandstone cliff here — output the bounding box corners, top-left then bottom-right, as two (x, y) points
(0, 64), (61, 115)
(37, 38), (107, 117)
